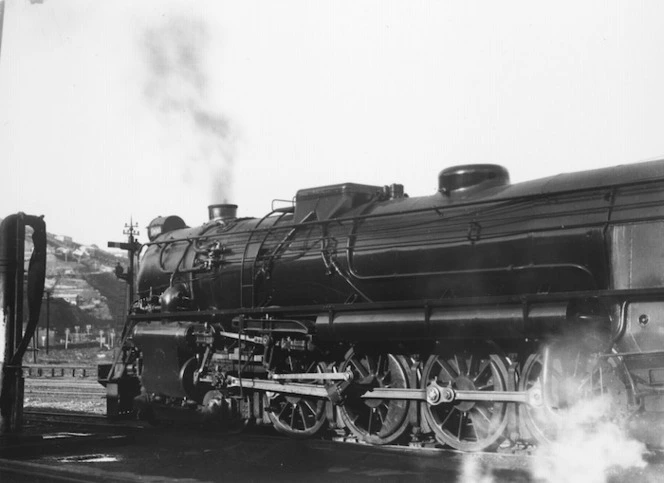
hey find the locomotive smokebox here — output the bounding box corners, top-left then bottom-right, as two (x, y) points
(208, 204), (238, 222)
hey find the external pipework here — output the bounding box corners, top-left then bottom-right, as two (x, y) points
(208, 204), (238, 223)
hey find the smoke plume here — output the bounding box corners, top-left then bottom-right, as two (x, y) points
(142, 14), (234, 204)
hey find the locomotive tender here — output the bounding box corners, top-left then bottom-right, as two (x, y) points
(102, 160), (664, 451)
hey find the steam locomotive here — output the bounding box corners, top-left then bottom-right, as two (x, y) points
(101, 160), (664, 451)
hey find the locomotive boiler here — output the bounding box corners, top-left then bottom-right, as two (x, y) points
(102, 160), (664, 451)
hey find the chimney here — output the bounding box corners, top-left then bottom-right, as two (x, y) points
(208, 204), (238, 222)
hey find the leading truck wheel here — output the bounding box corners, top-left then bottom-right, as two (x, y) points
(338, 350), (412, 445)
(421, 345), (510, 452)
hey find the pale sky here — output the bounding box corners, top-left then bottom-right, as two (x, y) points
(1, 0), (663, 246)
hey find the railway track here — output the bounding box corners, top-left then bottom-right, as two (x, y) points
(24, 410), (107, 424)
(22, 365), (106, 414)
(23, 364), (98, 379)
(24, 378), (105, 398)
(23, 410), (146, 433)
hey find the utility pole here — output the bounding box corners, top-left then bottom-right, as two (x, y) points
(108, 219), (141, 310)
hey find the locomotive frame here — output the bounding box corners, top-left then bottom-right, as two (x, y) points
(101, 160), (664, 451)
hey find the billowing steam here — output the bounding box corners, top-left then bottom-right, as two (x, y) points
(142, 14), (233, 203)
(459, 455), (497, 483)
(457, 395), (650, 483)
(530, 395), (648, 483)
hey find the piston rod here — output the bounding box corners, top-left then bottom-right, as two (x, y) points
(269, 370), (353, 382)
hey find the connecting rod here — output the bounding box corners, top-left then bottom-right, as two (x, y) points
(226, 376), (542, 407)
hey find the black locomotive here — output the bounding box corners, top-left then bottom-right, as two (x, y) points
(102, 160), (664, 451)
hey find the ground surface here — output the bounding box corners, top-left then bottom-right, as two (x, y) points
(3, 417), (664, 483)
(10, 349), (664, 482)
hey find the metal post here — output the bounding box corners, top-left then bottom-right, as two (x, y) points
(45, 291), (50, 354)
(128, 231), (134, 302)
(0, 216), (19, 435)
(10, 215), (25, 433)
(109, 219), (141, 311)
(124, 219), (139, 303)
(32, 327), (37, 363)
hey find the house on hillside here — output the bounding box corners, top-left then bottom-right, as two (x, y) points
(54, 235), (74, 247)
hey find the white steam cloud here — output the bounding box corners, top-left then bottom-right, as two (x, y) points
(459, 455), (496, 483)
(530, 395), (648, 483)
(142, 14), (234, 204)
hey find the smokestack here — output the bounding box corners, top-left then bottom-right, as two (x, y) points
(208, 204), (237, 222)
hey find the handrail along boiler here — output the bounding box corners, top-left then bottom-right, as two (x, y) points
(101, 160), (664, 450)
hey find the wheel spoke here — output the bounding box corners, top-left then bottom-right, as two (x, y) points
(469, 408), (492, 441)
(440, 406), (457, 430)
(572, 351), (580, 378)
(457, 412), (466, 440)
(474, 404), (492, 424)
(454, 355), (464, 377)
(437, 358), (460, 382)
(472, 360), (491, 384)
(469, 413), (481, 441)
(350, 357), (370, 379)
(299, 405), (308, 429)
(302, 400), (317, 418)
(476, 382), (494, 391)
(377, 405), (387, 425)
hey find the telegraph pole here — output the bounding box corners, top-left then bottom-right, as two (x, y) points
(108, 219), (141, 310)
